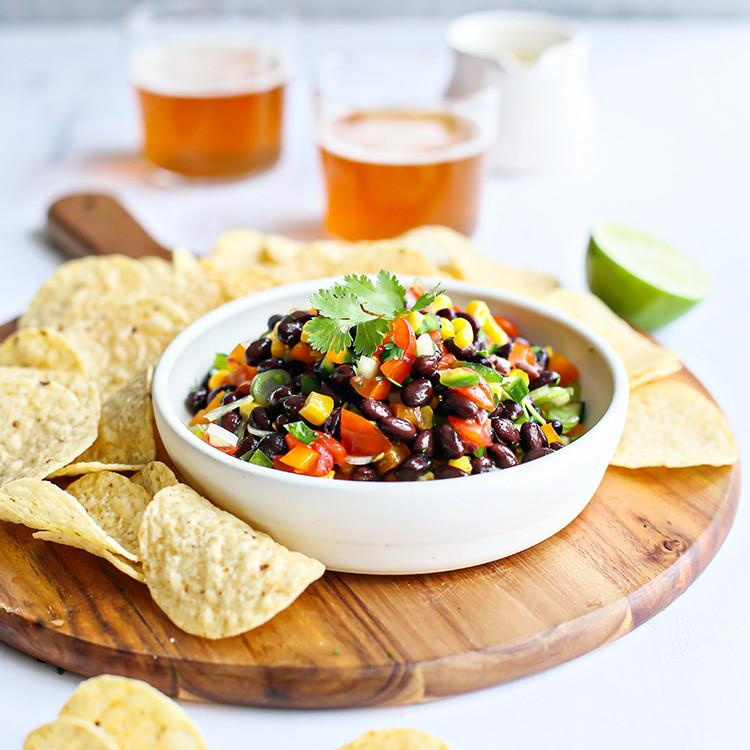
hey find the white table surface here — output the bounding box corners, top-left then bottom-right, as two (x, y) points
(1, 17), (748, 749)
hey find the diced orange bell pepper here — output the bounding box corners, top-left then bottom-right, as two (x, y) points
(280, 443), (319, 472)
(547, 350), (580, 387)
(289, 341), (320, 364)
(493, 315), (519, 338)
(541, 422), (561, 445)
(350, 375), (392, 400)
(340, 409), (392, 457)
(508, 341), (536, 369)
(188, 391), (225, 426)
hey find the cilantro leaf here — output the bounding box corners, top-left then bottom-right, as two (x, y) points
(409, 284), (445, 313)
(354, 318), (390, 357)
(305, 316), (352, 354)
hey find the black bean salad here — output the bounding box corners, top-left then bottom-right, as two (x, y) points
(186, 273), (585, 480)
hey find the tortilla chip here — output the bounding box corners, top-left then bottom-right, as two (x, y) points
(130, 462), (178, 498)
(396, 226), (559, 299)
(337, 729), (451, 749)
(24, 716), (120, 750)
(542, 288), (682, 388)
(66, 472), (152, 558)
(33, 530), (145, 583)
(207, 265), (285, 302)
(59, 675), (206, 750)
(168, 248), (228, 322)
(0, 478), (136, 562)
(0, 377), (98, 486)
(0, 328), (85, 374)
(19, 255), (152, 331)
(138, 484), (325, 638)
(209, 228), (267, 269)
(54, 368), (155, 475)
(64, 298), (188, 398)
(611, 380), (738, 468)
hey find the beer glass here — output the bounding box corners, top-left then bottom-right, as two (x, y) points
(125, 0), (293, 179)
(315, 50), (497, 241)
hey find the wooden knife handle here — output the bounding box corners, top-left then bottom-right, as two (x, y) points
(46, 193), (172, 260)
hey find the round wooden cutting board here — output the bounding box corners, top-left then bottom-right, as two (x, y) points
(0, 321), (739, 707)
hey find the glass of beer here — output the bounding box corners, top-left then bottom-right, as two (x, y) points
(124, 0), (293, 180)
(315, 50), (497, 241)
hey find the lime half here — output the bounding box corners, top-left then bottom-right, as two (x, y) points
(586, 221), (712, 330)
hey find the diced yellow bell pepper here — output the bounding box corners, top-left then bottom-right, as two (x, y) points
(238, 399), (256, 419)
(298, 391), (335, 425)
(489, 382), (505, 398)
(465, 300), (490, 325)
(207, 368), (232, 391)
(508, 368), (529, 385)
(541, 422), (561, 445)
(439, 317), (456, 340)
(448, 456), (472, 474)
(300, 321), (313, 344)
(271, 336), (288, 359)
(404, 311), (424, 332)
(452, 318), (474, 350)
(482, 315), (510, 346)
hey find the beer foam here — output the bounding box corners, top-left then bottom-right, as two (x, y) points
(319, 109), (492, 165)
(131, 42), (286, 97)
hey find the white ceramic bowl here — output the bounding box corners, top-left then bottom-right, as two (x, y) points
(153, 277), (629, 574)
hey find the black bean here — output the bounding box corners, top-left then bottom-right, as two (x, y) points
(444, 337), (475, 359)
(548, 419), (564, 435)
(236, 435), (258, 458)
(221, 390), (242, 406)
(436, 307), (456, 320)
(319, 381), (343, 408)
(323, 407), (342, 438)
(411, 355), (439, 379)
(277, 311), (314, 346)
(435, 423), (465, 459)
(492, 418), (520, 445)
(455, 311), (481, 337)
(413, 429), (434, 455)
(257, 357), (284, 373)
(257, 433), (288, 457)
(433, 464), (467, 479)
(284, 395), (306, 418)
(275, 414), (291, 429)
(286, 359), (307, 378)
(469, 353), (493, 368)
(244, 337), (272, 366)
(267, 384), (293, 416)
(207, 385), (232, 404)
(267, 313), (283, 330)
(379, 416), (417, 442)
(394, 454), (432, 481)
(329, 364), (356, 387)
(522, 446), (555, 463)
(549, 441), (565, 451)
(401, 378), (433, 407)
(185, 387), (207, 414)
(199, 371), (211, 389)
(360, 398), (392, 422)
(471, 456), (494, 474)
(248, 406), (272, 431)
(351, 466), (380, 481)
(486, 443), (518, 469)
(535, 347), (549, 369)
(439, 391), (479, 419)
(218, 410), (242, 433)
(520, 422), (548, 452)
(497, 343), (513, 359)
(529, 370), (560, 390)
(500, 401), (523, 422)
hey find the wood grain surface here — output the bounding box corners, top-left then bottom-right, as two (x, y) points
(0, 310), (740, 706)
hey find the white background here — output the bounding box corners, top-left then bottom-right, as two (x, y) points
(0, 17), (748, 749)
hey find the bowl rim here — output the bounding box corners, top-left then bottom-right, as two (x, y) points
(153, 275), (629, 492)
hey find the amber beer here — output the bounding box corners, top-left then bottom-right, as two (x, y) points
(132, 44), (285, 178)
(319, 109), (487, 241)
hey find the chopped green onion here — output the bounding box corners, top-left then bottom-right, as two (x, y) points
(500, 375), (529, 402)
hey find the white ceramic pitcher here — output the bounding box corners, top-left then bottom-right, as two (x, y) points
(446, 10), (596, 173)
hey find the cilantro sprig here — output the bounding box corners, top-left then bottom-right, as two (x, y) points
(306, 271), (444, 357)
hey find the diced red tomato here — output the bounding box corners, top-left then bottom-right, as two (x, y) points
(453, 378), (494, 411)
(350, 375), (392, 400)
(391, 316), (417, 359)
(313, 434), (347, 466)
(428, 329), (446, 355)
(508, 342), (536, 369)
(437, 352), (457, 369)
(493, 315), (519, 338)
(547, 350), (580, 387)
(307, 442), (335, 477)
(340, 409), (391, 457)
(380, 356), (411, 385)
(448, 413), (493, 451)
(201, 432), (237, 455)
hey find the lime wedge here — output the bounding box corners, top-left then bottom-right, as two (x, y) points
(586, 221), (712, 330)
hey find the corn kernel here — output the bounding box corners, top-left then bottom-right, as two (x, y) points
(430, 294), (453, 312)
(448, 456), (472, 474)
(482, 315), (510, 346)
(439, 317), (456, 340)
(404, 311), (424, 332)
(300, 321), (313, 344)
(509, 368), (529, 385)
(207, 368), (232, 390)
(489, 382), (505, 398)
(452, 318), (474, 349)
(465, 300), (490, 324)
(271, 336), (288, 358)
(418, 405), (434, 430)
(298, 391), (335, 425)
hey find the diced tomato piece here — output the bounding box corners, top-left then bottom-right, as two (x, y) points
(508, 341), (536, 368)
(493, 315), (519, 338)
(454, 378), (494, 411)
(391, 316), (416, 360)
(340, 409), (392, 457)
(379, 356), (411, 385)
(547, 350), (580, 387)
(307, 442), (335, 477)
(350, 375), (392, 400)
(428, 329), (446, 355)
(448, 413), (493, 451)
(437, 352), (457, 369)
(313, 434), (347, 466)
